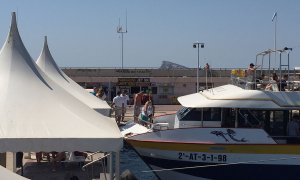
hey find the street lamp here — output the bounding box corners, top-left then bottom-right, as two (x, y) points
(193, 42), (204, 92)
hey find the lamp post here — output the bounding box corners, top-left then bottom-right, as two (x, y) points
(193, 42), (204, 92)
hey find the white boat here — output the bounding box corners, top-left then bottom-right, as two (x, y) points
(126, 49), (300, 179)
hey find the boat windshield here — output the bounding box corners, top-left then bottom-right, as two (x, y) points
(177, 107), (221, 122)
(177, 107), (191, 119)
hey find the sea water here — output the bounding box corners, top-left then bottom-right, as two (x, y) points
(120, 143), (158, 180)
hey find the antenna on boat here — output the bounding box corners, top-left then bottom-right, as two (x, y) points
(117, 10), (128, 69)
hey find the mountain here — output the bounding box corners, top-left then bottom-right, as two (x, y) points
(159, 60), (188, 69)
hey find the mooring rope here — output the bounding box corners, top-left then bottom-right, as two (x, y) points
(141, 156), (300, 173)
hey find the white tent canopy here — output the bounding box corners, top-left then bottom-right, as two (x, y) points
(0, 12), (122, 152)
(0, 165), (29, 180)
(36, 37), (111, 116)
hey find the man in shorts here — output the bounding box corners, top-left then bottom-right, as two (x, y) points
(121, 90), (129, 122)
(112, 91), (124, 125)
(133, 91), (143, 123)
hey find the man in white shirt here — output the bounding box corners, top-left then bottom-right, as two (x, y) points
(120, 90), (130, 122)
(112, 91), (124, 125)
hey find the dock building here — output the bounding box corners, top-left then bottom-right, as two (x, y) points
(63, 67), (300, 105)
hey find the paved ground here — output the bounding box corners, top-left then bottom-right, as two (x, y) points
(119, 105), (181, 122)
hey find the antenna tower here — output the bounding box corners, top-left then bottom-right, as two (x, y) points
(117, 11), (128, 69)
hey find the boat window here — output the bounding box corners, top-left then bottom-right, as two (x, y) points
(222, 108), (235, 127)
(238, 109), (264, 127)
(234, 109), (288, 136)
(210, 108), (221, 121)
(179, 108), (221, 122)
(269, 111), (288, 136)
(177, 107), (192, 119)
(179, 108), (202, 121)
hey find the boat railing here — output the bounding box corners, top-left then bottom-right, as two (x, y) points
(231, 72), (246, 87)
(253, 47), (299, 91)
(230, 47), (299, 91)
(231, 72), (300, 91)
(138, 118), (169, 131)
(230, 75), (257, 90)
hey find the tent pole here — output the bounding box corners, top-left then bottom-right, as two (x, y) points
(0, 153), (6, 167)
(115, 151), (120, 180)
(12, 152), (16, 172)
(109, 152), (113, 179)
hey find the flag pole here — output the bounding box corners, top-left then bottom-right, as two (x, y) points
(272, 12), (277, 63)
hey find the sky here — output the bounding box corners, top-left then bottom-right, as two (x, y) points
(1, 0), (300, 69)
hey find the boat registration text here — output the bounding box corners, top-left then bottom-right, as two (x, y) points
(178, 152), (227, 162)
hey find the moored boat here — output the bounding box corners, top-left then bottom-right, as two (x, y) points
(126, 48), (300, 179)
(127, 127), (300, 179)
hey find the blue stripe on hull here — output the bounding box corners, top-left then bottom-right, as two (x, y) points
(141, 156), (300, 180)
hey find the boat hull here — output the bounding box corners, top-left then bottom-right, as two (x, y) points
(126, 128), (300, 180)
(140, 154), (300, 180)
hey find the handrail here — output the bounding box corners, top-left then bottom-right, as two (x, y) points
(82, 152), (111, 171)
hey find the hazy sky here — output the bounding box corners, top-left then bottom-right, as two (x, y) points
(1, 0), (300, 68)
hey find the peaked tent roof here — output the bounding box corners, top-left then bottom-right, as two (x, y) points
(36, 37), (111, 116)
(0, 12), (122, 152)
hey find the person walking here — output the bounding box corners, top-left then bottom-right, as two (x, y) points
(112, 91), (124, 125)
(121, 90), (129, 122)
(133, 91), (143, 123)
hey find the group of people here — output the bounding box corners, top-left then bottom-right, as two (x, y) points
(265, 73), (288, 91)
(246, 63), (289, 91)
(91, 86), (155, 126)
(112, 90), (154, 126)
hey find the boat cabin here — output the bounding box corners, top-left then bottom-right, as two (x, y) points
(176, 83), (300, 144)
(175, 106), (300, 137)
(173, 48), (300, 144)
